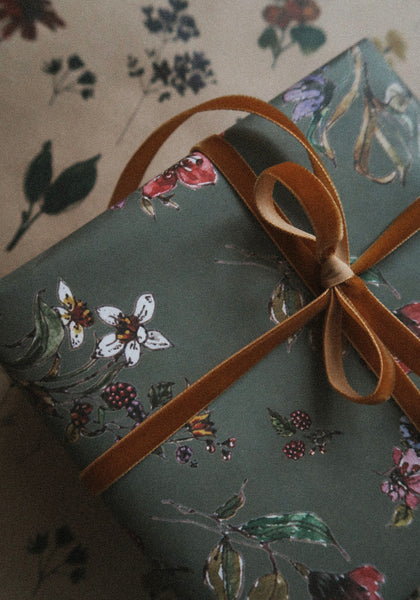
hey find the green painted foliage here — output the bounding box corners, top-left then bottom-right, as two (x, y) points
(240, 512), (348, 558)
(204, 538), (244, 600)
(5, 294), (64, 371)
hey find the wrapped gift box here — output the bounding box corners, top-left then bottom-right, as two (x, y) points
(0, 39), (419, 599)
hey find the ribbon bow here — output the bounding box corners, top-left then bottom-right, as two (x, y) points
(81, 96), (420, 496)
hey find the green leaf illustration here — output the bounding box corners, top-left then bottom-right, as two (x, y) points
(65, 543), (88, 565)
(204, 537), (244, 600)
(97, 406), (106, 428)
(240, 512), (349, 559)
(267, 409), (296, 437)
(5, 294), (64, 371)
(247, 572), (289, 600)
(269, 281), (303, 351)
(41, 154), (101, 215)
(55, 525), (75, 548)
(290, 24), (326, 54)
(68, 54), (84, 70)
(27, 532), (49, 554)
(77, 362), (123, 396)
(391, 504), (414, 527)
(213, 479), (247, 521)
(148, 382), (175, 410)
(24, 141), (52, 205)
(258, 27), (279, 53)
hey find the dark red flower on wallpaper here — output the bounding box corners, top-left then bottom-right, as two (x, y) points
(0, 0), (65, 40)
(307, 564), (385, 600)
(263, 0), (320, 30)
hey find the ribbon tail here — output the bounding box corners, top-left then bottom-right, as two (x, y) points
(352, 196), (420, 275)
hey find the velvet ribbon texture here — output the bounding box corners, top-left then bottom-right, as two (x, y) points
(81, 95), (420, 496)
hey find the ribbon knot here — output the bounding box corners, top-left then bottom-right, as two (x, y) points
(320, 253), (355, 289)
(81, 95), (420, 496)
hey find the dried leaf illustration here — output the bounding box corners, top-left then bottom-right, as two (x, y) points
(354, 78), (413, 184)
(204, 537), (244, 600)
(320, 46), (363, 162)
(247, 572), (289, 600)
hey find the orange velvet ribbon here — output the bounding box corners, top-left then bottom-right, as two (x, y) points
(81, 96), (420, 496)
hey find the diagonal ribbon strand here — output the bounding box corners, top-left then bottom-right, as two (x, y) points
(82, 96), (419, 496)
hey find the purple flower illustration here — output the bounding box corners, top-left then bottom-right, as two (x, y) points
(282, 71), (335, 122)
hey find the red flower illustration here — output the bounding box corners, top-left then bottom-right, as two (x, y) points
(142, 152), (217, 200)
(307, 564), (385, 599)
(186, 412), (216, 438)
(263, 0), (320, 30)
(381, 447), (420, 509)
(0, 0), (65, 40)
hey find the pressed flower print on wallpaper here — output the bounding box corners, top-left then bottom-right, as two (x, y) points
(117, 0), (216, 143)
(0, 0), (65, 41)
(281, 45), (418, 184)
(152, 479), (387, 599)
(112, 151), (218, 218)
(27, 525), (88, 597)
(258, 0), (326, 67)
(373, 30), (408, 66)
(42, 54), (97, 105)
(6, 144), (101, 251)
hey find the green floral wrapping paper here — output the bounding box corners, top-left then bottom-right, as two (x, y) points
(1, 39), (419, 599)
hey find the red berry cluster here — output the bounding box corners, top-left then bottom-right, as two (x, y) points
(70, 402), (93, 427)
(283, 439), (305, 460)
(102, 382), (137, 409)
(290, 409), (312, 431)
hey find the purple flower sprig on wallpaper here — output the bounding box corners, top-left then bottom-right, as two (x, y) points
(27, 525), (88, 597)
(6, 142), (100, 251)
(117, 0), (216, 143)
(42, 54), (97, 105)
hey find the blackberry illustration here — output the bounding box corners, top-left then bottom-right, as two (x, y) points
(127, 399), (147, 423)
(176, 445), (193, 464)
(290, 409), (312, 431)
(102, 382), (138, 409)
(70, 402), (93, 427)
(283, 439), (305, 460)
